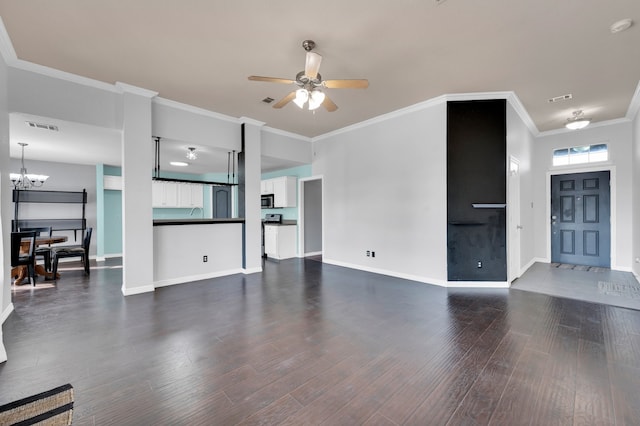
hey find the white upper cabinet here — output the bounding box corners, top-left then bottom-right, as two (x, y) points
(178, 182), (204, 208)
(153, 181), (203, 208)
(261, 176), (297, 208)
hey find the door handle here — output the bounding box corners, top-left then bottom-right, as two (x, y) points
(516, 225), (523, 230)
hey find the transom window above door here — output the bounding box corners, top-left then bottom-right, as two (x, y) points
(552, 143), (608, 166)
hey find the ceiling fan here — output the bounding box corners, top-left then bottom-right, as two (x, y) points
(248, 40), (368, 112)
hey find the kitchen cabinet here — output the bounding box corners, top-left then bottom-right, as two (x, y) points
(264, 224), (296, 260)
(152, 181), (204, 208)
(152, 181), (178, 207)
(178, 182), (204, 208)
(260, 176), (297, 208)
(261, 179), (274, 195)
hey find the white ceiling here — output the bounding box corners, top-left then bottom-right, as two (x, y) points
(2, 1), (640, 173)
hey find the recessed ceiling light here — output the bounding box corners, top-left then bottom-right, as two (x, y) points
(170, 161), (189, 167)
(610, 18), (633, 34)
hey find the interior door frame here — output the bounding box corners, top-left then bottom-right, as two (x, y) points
(297, 175), (324, 258)
(545, 165), (616, 268)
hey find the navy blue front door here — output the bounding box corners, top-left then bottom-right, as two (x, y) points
(551, 171), (610, 267)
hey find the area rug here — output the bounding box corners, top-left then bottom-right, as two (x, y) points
(0, 384), (73, 425)
(11, 282), (56, 292)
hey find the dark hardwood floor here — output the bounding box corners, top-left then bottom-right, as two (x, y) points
(2, 258), (640, 425)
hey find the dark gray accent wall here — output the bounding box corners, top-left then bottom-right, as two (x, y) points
(447, 100), (507, 281)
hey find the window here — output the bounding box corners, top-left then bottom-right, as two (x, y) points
(552, 144), (608, 166)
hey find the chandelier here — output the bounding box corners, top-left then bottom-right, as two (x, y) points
(10, 142), (48, 190)
(186, 147), (198, 160)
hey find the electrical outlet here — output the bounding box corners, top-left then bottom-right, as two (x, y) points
(477, 261), (482, 268)
(203, 255), (208, 262)
(366, 250), (370, 257)
(372, 251), (375, 258)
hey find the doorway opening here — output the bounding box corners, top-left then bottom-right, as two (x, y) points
(298, 177), (323, 259)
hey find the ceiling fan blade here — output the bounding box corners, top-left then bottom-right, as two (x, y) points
(323, 79), (369, 89)
(305, 52), (322, 79)
(322, 95), (338, 112)
(273, 91), (297, 109)
(248, 76), (295, 84)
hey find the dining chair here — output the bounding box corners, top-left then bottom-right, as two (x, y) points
(52, 227), (92, 279)
(11, 231), (37, 285)
(19, 226), (53, 272)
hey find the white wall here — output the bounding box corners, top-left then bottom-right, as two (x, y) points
(262, 128), (312, 165)
(313, 102), (449, 285)
(0, 41), (10, 362)
(9, 159), (97, 256)
(506, 102), (535, 272)
(532, 121), (634, 270)
(153, 223), (242, 286)
(8, 66), (119, 129)
(632, 104), (640, 278)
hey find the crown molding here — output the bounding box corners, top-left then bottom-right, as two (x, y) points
(115, 82), (158, 98)
(0, 17), (17, 63)
(239, 116), (266, 127)
(626, 80), (640, 121)
(313, 91), (539, 142)
(262, 126), (312, 142)
(154, 96), (239, 123)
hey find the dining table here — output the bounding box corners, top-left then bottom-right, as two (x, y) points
(12, 235), (68, 285)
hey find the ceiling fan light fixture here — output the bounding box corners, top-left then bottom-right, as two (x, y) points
(565, 110), (591, 130)
(293, 89), (309, 108)
(308, 90), (325, 110)
(186, 147), (198, 160)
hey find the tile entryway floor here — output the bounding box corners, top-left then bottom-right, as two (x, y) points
(512, 262), (640, 311)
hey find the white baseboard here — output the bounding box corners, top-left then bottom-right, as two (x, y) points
(1, 303), (14, 362)
(303, 251), (322, 257)
(446, 281), (510, 288)
(323, 258), (515, 288)
(242, 267), (263, 274)
(323, 258), (447, 287)
(0, 330), (6, 363)
(154, 268), (243, 288)
(96, 253), (123, 262)
(121, 284), (155, 296)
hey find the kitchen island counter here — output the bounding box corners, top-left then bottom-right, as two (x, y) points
(154, 218), (245, 226)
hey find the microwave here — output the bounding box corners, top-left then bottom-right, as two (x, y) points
(261, 194), (274, 209)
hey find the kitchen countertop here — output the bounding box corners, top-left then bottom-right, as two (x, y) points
(154, 218), (245, 226)
(263, 220), (297, 226)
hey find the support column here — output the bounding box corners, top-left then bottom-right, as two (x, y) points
(117, 83), (157, 295)
(240, 118), (264, 274)
(0, 44), (10, 363)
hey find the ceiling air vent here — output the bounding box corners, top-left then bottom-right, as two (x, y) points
(262, 97), (275, 104)
(547, 94), (572, 103)
(26, 121), (59, 131)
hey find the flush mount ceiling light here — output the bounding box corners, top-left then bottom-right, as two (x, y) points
(565, 110), (591, 130)
(610, 18), (633, 34)
(170, 161), (189, 167)
(186, 147), (197, 160)
(10, 142), (49, 190)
